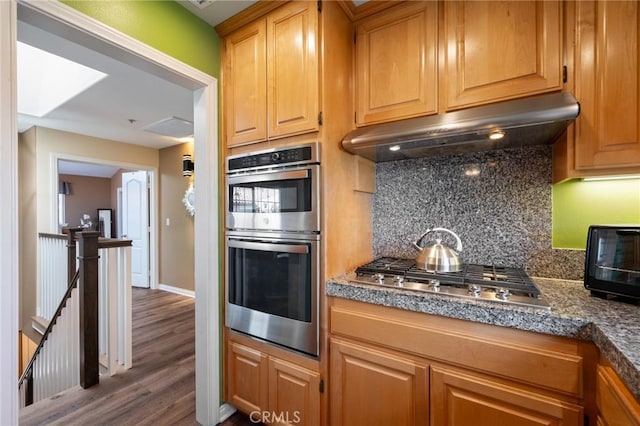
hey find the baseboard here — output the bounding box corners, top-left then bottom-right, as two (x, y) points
(157, 283), (195, 298)
(219, 403), (237, 422)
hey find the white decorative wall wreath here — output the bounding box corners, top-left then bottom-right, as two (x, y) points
(182, 184), (195, 216)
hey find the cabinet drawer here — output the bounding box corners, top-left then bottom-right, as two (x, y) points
(330, 300), (586, 397)
(431, 365), (583, 425)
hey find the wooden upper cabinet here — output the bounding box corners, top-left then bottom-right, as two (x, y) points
(222, 1), (318, 148)
(573, 1), (640, 172)
(355, 1), (438, 126)
(224, 20), (267, 147)
(267, 1), (319, 139)
(444, 1), (563, 110)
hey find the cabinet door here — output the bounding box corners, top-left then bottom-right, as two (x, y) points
(267, 1), (319, 139)
(329, 338), (428, 426)
(227, 341), (268, 414)
(444, 1), (562, 110)
(596, 365), (640, 426)
(573, 1), (640, 171)
(268, 357), (320, 426)
(224, 20), (267, 147)
(355, 1), (438, 126)
(431, 365), (583, 426)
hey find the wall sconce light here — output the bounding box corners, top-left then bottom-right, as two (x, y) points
(183, 154), (194, 177)
(59, 181), (71, 195)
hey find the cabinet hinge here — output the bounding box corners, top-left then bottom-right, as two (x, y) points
(319, 379), (324, 393)
(562, 65), (568, 84)
(318, 111), (323, 126)
(317, 0), (322, 12)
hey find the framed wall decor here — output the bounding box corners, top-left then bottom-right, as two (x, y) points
(97, 208), (113, 238)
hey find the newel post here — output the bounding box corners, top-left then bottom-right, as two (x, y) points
(65, 227), (82, 286)
(78, 230), (100, 388)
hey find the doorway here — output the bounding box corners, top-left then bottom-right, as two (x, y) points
(0, 2), (220, 425)
(55, 157), (155, 289)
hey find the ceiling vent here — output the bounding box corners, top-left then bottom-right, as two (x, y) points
(142, 116), (193, 138)
(188, 0), (215, 9)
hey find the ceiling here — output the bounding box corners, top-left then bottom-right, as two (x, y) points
(17, 19), (195, 151)
(177, 0), (259, 27)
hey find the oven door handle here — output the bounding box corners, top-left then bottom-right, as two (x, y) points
(227, 169), (309, 185)
(227, 239), (309, 254)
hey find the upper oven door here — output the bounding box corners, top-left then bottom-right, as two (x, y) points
(226, 164), (320, 232)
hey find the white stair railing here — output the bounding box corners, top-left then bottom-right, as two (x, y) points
(25, 231), (133, 406)
(37, 234), (70, 321)
(98, 244), (132, 375)
(21, 287), (80, 406)
(19, 270), (80, 408)
(37, 233), (132, 376)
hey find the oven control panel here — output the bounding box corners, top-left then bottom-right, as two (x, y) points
(227, 143), (320, 172)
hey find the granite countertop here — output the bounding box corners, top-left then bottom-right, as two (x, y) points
(327, 274), (640, 400)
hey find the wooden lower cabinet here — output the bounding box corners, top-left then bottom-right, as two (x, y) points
(596, 362), (640, 426)
(268, 357), (320, 426)
(227, 341), (269, 415)
(226, 337), (321, 425)
(329, 338), (428, 426)
(430, 365), (583, 426)
(328, 298), (595, 425)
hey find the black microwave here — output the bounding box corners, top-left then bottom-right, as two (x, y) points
(584, 225), (640, 301)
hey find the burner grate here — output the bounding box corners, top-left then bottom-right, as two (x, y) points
(355, 257), (415, 277)
(359, 258), (541, 297)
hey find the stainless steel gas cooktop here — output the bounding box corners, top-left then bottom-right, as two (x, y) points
(350, 257), (551, 311)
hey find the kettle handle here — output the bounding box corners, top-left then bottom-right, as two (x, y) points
(413, 227), (463, 252)
(412, 229), (432, 252)
(431, 227), (463, 252)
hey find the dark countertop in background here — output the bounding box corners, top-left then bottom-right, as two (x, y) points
(327, 274), (640, 400)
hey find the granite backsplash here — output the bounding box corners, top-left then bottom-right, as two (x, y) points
(372, 145), (585, 280)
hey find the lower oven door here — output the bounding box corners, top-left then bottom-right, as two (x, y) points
(225, 232), (319, 356)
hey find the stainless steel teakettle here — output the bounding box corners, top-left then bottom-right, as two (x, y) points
(412, 227), (463, 272)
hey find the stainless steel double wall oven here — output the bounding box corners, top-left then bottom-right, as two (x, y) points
(225, 143), (321, 356)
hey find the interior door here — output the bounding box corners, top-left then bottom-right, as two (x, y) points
(122, 171), (149, 288)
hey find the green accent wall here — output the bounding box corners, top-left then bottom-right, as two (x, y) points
(552, 178), (640, 249)
(61, 0), (220, 78)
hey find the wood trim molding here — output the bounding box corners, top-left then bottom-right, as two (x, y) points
(0, 2), (19, 422)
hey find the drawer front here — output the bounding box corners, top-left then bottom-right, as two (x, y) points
(330, 304), (584, 397)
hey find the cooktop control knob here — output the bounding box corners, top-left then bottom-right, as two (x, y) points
(393, 275), (404, 286)
(495, 288), (510, 300)
(271, 152), (281, 161)
(372, 273), (385, 284)
(468, 284), (481, 297)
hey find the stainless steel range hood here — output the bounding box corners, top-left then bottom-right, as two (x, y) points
(341, 92), (580, 162)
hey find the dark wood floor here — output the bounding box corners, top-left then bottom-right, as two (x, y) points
(20, 288), (199, 425)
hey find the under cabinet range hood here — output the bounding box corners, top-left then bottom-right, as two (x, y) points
(341, 92), (580, 162)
